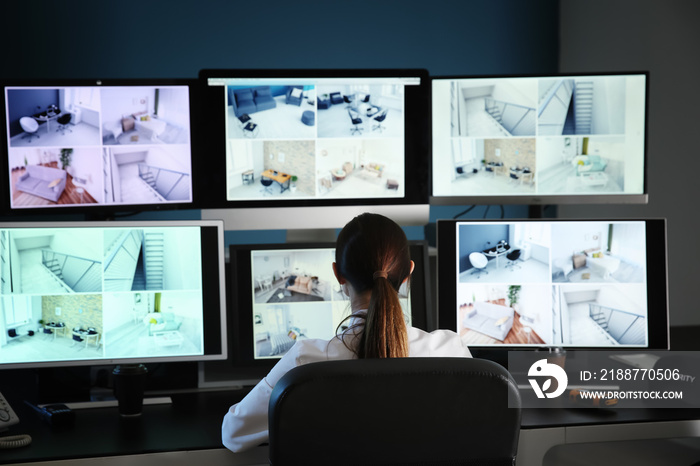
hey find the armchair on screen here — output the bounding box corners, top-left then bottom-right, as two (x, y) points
(285, 86), (304, 106)
(268, 358), (521, 466)
(329, 92), (343, 105)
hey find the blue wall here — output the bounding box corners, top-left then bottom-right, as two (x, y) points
(7, 89), (59, 137)
(1, 0), (559, 241)
(458, 223), (509, 271)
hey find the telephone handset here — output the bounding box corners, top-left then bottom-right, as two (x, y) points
(0, 392), (19, 429)
(0, 392), (31, 449)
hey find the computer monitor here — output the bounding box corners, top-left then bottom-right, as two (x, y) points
(0, 79), (198, 217)
(199, 240), (431, 386)
(0, 220), (227, 369)
(197, 69), (431, 230)
(431, 72), (648, 205)
(436, 218), (668, 356)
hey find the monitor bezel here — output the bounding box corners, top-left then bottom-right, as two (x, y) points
(195, 68), (431, 212)
(0, 219), (227, 370)
(429, 71), (650, 205)
(0, 78), (200, 218)
(435, 217), (669, 355)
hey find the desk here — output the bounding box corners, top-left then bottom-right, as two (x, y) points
(0, 388), (267, 466)
(260, 169), (291, 193)
(483, 245), (510, 268)
(44, 323), (67, 340)
(33, 112), (60, 133)
(1, 385), (699, 466)
(519, 408), (700, 466)
(72, 330), (100, 349)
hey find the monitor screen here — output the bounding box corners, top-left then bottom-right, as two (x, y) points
(431, 72), (648, 204)
(0, 220), (227, 369)
(197, 69), (430, 230)
(436, 218), (668, 352)
(1, 79), (197, 216)
(201, 240), (431, 384)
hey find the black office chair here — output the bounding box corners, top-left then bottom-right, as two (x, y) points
(56, 113), (73, 135)
(260, 177), (274, 195)
(361, 93), (370, 103)
(506, 248), (522, 270)
(372, 109), (388, 132)
(269, 357), (521, 466)
(348, 109), (363, 135)
(343, 95), (354, 108)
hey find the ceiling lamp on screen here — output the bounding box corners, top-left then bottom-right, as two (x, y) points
(430, 72), (648, 205)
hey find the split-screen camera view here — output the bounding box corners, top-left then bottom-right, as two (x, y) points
(432, 75), (646, 198)
(222, 79), (408, 201)
(250, 247), (410, 359)
(0, 226), (206, 365)
(4, 86), (193, 208)
(456, 221), (648, 348)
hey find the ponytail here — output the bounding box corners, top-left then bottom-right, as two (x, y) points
(357, 272), (409, 358)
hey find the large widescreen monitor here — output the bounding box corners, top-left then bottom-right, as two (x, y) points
(0, 79), (197, 217)
(0, 220), (227, 369)
(431, 72), (648, 205)
(197, 69), (431, 230)
(199, 240), (431, 386)
(436, 218), (668, 355)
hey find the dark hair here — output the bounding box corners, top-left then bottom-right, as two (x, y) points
(335, 213), (411, 358)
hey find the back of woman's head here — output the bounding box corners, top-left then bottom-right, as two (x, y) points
(335, 213), (411, 358)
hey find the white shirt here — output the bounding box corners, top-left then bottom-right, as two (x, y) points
(221, 324), (471, 452)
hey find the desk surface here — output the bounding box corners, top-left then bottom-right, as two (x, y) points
(0, 388), (252, 465)
(2, 385), (700, 465)
(260, 169), (290, 184)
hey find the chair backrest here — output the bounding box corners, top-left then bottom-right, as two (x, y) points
(269, 357), (521, 466)
(58, 113), (72, 124)
(261, 177), (273, 187)
(469, 251), (488, 268)
(375, 109), (388, 121)
(20, 116), (39, 132)
(507, 249), (521, 261)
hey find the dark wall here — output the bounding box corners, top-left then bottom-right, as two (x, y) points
(558, 0), (700, 327)
(7, 89), (59, 137)
(1, 0), (558, 79)
(458, 223), (509, 271)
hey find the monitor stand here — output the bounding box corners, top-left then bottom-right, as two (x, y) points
(285, 228), (337, 243)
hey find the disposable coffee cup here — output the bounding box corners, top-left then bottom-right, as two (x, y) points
(113, 364), (148, 417)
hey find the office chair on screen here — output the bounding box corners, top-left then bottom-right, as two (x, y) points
(506, 248), (522, 270)
(268, 357), (521, 466)
(260, 177), (274, 195)
(56, 113), (73, 135)
(348, 109), (363, 135)
(372, 109), (388, 132)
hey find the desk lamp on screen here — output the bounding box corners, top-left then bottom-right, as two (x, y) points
(430, 72), (649, 206)
(196, 69), (431, 235)
(0, 79), (198, 218)
(0, 220), (227, 381)
(435, 218), (669, 361)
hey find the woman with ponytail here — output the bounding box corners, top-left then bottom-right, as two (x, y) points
(222, 213), (470, 453)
